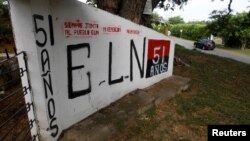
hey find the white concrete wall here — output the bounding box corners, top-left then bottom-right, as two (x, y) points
(9, 0), (175, 140)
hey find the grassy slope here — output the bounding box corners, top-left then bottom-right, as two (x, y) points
(218, 47), (250, 57)
(109, 45), (250, 141)
(174, 45), (250, 124)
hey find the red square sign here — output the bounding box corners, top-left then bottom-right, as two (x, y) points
(146, 39), (170, 78)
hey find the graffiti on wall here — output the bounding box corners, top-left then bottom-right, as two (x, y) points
(64, 20), (142, 37)
(33, 14), (59, 138)
(127, 29), (140, 35)
(103, 25), (121, 34)
(64, 20), (99, 37)
(33, 16), (170, 138)
(66, 35), (170, 100)
(66, 38), (147, 98)
(67, 43), (91, 99)
(146, 40), (170, 78)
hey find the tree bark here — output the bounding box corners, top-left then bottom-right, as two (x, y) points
(97, 0), (121, 14)
(97, 0), (162, 25)
(119, 0), (147, 23)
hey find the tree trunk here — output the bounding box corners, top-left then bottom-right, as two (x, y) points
(241, 39), (246, 50)
(97, 0), (121, 15)
(97, 0), (161, 25)
(140, 14), (152, 27)
(119, 0), (147, 24)
(97, 0), (147, 24)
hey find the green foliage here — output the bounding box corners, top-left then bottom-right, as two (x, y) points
(0, 0), (8, 17)
(0, 23), (12, 42)
(151, 23), (167, 33)
(151, 13), (167, 34)
(207, 12), (250, 48)
(151, 13), (164, 23)
(169, 23), (209, 41)
(175, 45), (250, 125)
(0, 0), (13, 43)
(168, 16), (185, 24)
(219, 47), (250, 57)
(151, 15), (208, 40)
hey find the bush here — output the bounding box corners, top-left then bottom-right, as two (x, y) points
(0, 24), (13, 43)
(169, 23), (209, 41)
(0, 58), (21, 92)
(0, 3), (13, 44)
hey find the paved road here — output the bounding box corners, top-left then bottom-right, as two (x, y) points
(170, 36), (250, 65)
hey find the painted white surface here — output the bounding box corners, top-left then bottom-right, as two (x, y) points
(9, 0), (174, 140)
(8, 0), (47, 140)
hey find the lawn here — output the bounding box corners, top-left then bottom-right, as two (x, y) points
(109, 45), (250, 141)
(218, 47), (250, 57)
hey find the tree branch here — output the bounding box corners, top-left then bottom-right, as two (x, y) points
(152, 0), (162, 9)
(227, 0), (233, 15)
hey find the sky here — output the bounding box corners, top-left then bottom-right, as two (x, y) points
(154, 0), (250, 22)
(78, 0), (249, 22)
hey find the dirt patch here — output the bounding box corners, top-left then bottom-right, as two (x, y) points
(0, 53), (31, 141)
(0, 42), (15, 53)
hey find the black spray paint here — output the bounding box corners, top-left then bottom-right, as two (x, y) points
(108, 42), (124, 85)
(67, 43), (91, 99)
(33, 14), (58, 137)
(130, 37), (146, 81)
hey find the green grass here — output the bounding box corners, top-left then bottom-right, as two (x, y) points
(115, 121), (125, 132)
(111, 45), (250, 141)
(145, 105), (157, 118)
(218, 47), (250, 57)
(174, 45), (250, 125)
